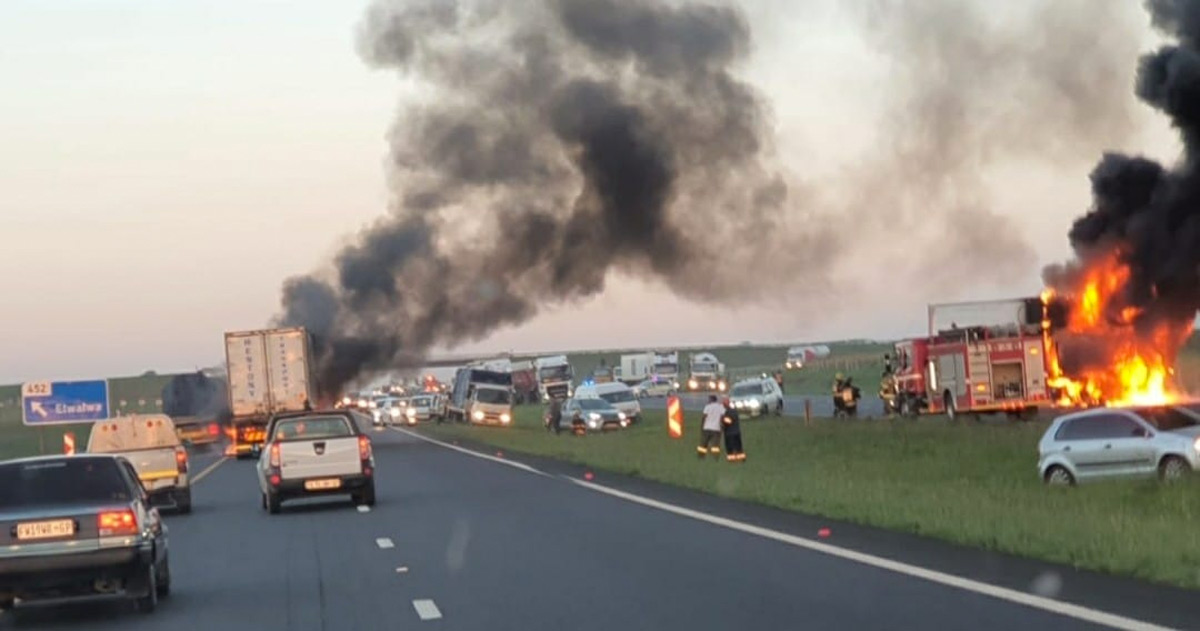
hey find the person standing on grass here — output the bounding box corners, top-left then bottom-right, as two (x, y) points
(698, 395), (724, 459)
(547, 396), (563, 435)
(721, 396), (744, 462)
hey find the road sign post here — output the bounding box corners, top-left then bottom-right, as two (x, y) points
(21, 380), (111, 426)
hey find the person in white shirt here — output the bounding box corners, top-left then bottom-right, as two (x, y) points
(698, 395), (724, 459)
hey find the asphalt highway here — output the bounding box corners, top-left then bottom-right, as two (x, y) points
(8, 428), (1196, 630)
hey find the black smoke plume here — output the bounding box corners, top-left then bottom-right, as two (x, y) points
(1044, 0), (1200, 377)
(277, 0), (832, 395)
(161, 371), (230, 422)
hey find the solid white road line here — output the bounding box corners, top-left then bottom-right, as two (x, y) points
(191, 457), (228, 484)
(392, 426), (548, 476)
(568, 477), (1174, 631)
(412, 599), (442, 621)
(375, 537), (395, 549)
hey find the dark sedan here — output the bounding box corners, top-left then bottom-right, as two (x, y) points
(0, 455), (170, 613)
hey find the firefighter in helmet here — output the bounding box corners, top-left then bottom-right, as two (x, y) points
(721, 396), (744, 462)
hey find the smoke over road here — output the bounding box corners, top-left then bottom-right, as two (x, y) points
(278, 0), (831, 395)
(277, 0), (1148, 395)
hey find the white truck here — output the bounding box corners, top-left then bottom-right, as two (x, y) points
(224, 327), (315, 459)
(785, 344), (831, 370)
(257, 410), (375, 514)
(619, 352), (656, 385)
(87, 414), (192, 513)
(652, 351), (681, 388)
(535, 355), (574, 401)
(686, 352), (727, 392)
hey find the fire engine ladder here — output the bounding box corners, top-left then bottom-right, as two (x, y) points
(967, 345), (991, 405)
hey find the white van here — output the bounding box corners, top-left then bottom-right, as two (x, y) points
(87, 414), (192, 513)
(574, 382), (642, 422)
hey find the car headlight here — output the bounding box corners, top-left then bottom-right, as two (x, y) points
(672, 381), (680, 389)
(472, 410), (485, 421)
(688, 379), (698, 389)
(620, 419), (630, 427)
(588, 420), (600, 429)
(405, 407), (415, 417)
(342, 396), (352, 405)
(749, 399), (761, 408)
(718, 382), (726, 391)
(617, 411), (626, 420)
(500, 413), (511, 423)
(589, 412), (601, 421)
(1194, 436), (1200, 453)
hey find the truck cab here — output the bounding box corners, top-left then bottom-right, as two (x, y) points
(535, 356), (574, 401)
(466, 385), (513, 426)
(686, 352), (727, 392)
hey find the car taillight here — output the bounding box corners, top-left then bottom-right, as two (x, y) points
(175, 446), (188, 473)
(97, 509), (138, 537)
(358, 435), (372, 461)
(269, 443), (281, 469)
(207, 423), (219, 436)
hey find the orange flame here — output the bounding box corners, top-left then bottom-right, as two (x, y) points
(1042, 252), (1189, 408)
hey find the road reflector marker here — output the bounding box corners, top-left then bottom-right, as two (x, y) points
(376, 537), (395, 549)
(412, 599), (442, 621)
(584, 471), (594, 481)
(818, 528), (831, 538)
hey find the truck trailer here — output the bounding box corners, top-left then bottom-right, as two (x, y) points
(224, 327), (315, 458)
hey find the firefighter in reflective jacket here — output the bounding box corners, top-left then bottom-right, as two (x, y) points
(721, 397), (745, 462)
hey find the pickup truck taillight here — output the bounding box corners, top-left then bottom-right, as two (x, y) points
(269, 443), (281, 469)
(359, 435), (373, 476)
(175, 446), (188, 473)
(207, 423), (220, 436)
(97, 509), (138, 537)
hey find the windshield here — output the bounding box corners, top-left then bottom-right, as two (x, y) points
(539, 365), (572, 380)
(1138, 406), (1200, 431)
(0, 458), (130, 509)
(732, 383), (762, 396)
(600, 390), (635, 403)
(475, 388), (512, 404)
(577, 398), (614, 410)
(274, 416), (354, 441)
(411, 396), (432, 407)
(654, 364), (677, 374)
(692, 362), (717, 373)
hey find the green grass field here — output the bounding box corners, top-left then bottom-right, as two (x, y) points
(421, 406), (1200, 589)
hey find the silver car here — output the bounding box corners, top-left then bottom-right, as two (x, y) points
(1038, 404), (1200, 485)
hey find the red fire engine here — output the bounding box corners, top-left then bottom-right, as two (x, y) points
(891, 297), (1055, 418)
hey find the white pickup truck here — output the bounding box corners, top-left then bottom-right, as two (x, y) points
(87, 414), (192, 514)
(255, 410), (376, 514)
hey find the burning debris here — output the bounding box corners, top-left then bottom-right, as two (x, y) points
(1041, 0), (1200, 407)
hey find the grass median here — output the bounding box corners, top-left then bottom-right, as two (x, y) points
(420, 406), (1200, 589)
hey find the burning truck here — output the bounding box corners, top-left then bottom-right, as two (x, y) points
(891, 281), (1191, 419)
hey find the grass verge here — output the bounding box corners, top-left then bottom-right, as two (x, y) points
(421, 406), (1200, 590)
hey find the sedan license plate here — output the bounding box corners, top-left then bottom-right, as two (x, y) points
(304, 478), (342, 491)
(16, 519), (75, 540)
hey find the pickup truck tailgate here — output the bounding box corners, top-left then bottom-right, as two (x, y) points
(279, 438), (361, 479)
(124, 448), (181, 490)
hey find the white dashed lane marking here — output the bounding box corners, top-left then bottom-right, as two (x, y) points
(375, 537), (394, 549)
(413, 599), (442, 621)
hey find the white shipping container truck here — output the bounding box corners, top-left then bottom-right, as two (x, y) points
(224, 327), (315, 458)
(619, 352), (656, 385)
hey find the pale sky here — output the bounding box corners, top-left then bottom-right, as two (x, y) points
(0, 0), (1179, 383)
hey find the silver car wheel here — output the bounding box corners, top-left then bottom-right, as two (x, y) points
(1046, 467), (1073, 486)
(1161, 457), (1188, 481)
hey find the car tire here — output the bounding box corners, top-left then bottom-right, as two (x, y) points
(1044, 465), (1075, 486)
(156, 556), (172, 598)
(267, 492), (282, 515)
(355, 483), (377, 507)
(1159, 456), (1190, 482)
(134, 562), (158, 613)
(175, 490), (192, 515)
